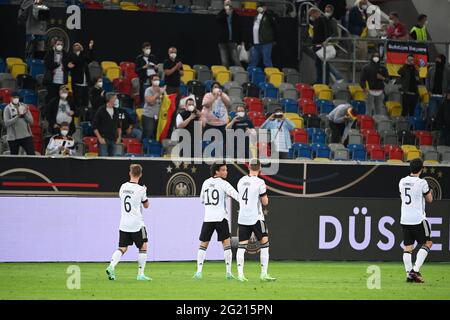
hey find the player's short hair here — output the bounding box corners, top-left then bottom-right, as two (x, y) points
(249, 159), (261, 172)
(410, 158), (423, 174)
(210, 162), (226, 177)
(130, 164), (143, 177)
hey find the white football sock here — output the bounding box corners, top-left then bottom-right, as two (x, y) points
(138, 251), (147, 276)
(403, 251), (412, 273)
(260, 242), (270, 277)
(110, 250), (123, 269)
(197, 246), (207, 273)
(237, 245), (246, 277)
(224, 246), (232, 274)
(413, 246), (430, 272)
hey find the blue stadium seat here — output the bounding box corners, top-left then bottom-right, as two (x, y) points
(249, 69), (265, 86)
(311, 133), (326, 144)
(123, 107), (137, 124)
(143, 139), (163, 157)
(0, 58), (5, 73)
(26, 59), (45, 78)
(316, 99), (334, 114)
(179, 82), (188, 97)
(409, 116), (426, 131)
(204, 80), (215, 92)
(259, 82), (278, 99)
(311, 143), (330, 158)
(229, 111), (236, 119)
(18, 89), (38, 105)
(102, 77), (114, 93)
(80, 121), (94, 137)
(348, 144), (366, 161)
(350, 100), (366, 115)
(289, 143), (312, 159)
(414, 103), (423, 118)
(280, 98), (298, 113)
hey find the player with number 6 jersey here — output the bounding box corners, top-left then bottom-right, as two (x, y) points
(194, 163), (239, 280)
(106, 164), (151, 281)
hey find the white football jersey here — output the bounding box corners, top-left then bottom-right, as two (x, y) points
(119, 182), (148, 232)
(399, 175), (430, 225)
(200, 177), (238, 222)
(237, 175), (267, 226)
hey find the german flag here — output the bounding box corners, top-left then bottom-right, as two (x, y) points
(156, 93), (177, 142)
(386, 40), (428, 78)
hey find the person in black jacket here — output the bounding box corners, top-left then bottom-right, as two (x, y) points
(93, 92), (122, 156)
(398, 54), (420, 117)
(217, 0), (242, 68)
(43, 38), (70, 104)
(45, 85), (76, 135)
(360, 52), (389, 116)
(68, 40), (94, 120)
(436, 95), (450, 146)
(135, 42), (158, 105)
(348, 0), (367, 36)
(88, 77), (105, 121)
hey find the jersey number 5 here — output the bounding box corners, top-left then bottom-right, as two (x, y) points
(204, 189), (219, 206)
(404, 188), (411, 205)
(124, 195), (132, 212)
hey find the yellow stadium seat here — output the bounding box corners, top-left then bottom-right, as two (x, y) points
(284, 113), (303, 128)
(386, 101), (402, 117)
(67, 75), (72, 93)
(211, 65), (227, 77)
(73, 116), (80, 126)
(101, 61), (118, 72)
(10, 63), (27, 78)
(313, 84), (331, 95)
(424, 160), (440, 166)
(401, 145), (421, 162)
(268, 72), (284, 88)
(215, 70), (231, 85)
(183, 64), (193, 71)
(387, 159), (404, 164)
(120, 1), (139, 10)
(242, 1), (257, 9)
(6, 57), (24, 69)
(136, 108), (144, 124)
(264, 67), (281, 76)
(314, 157), (331, 161)
(418, 86), (429, 104)
(85, 152), (98, 157)
(181, 69), (195, 83)
(105, 66), (121, 81)
(353, 89), (366, 101)
(317, 89), (333, 101)
(348, 84), (363, 96)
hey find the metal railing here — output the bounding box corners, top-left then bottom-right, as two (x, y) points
(321, 37), (450, 84)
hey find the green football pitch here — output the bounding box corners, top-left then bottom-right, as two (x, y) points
(1, 261), (449, 300)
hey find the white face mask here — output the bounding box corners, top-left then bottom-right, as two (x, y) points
(225, 5), (231, 11)
(325, 12), (332, 18)
(361, 4), (368, 10)
(169, 53), (177, 60)
(97, 81), (103, 88)
(114, 99), (120, 108)
(60, 93), (68, 100)
(56, 45), (63, 51)
(372, 56), (380, 63)
(153, 80), (160, 87)
(237, 112), (245, 118)
(60, 130), (69, 137)
(187, 104), (195, 112)
(309, 16), (315, 22)
(257, 7), (264, 14)
(144, 48), (151, 56)
(12, 98), (19, 105)
(213, 87), (221, 95)
(389, 19), (394, 25)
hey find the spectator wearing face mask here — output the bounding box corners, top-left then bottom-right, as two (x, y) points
(67, 40), (94, 121)
(426, 54), (450, 130)
(398, 54), (420, 117)
(318, 0), (347, 22)
(88, 77), (105, 121)
(261, 108), (295, 159)
(45, 122), (76, 156)
(249, 1), (277, 68)
(142, 74), (165, 140)
(360, 52), (389, 116)
(386, 12), (408, 40)
(175, 97), (202, 157)
(217, 0), (242, 68)
(135, 42), (158, 104)
(226, 105), (255, 159)
(43, 38), (70, 104)
(348, 0), (368, 37)
(93, 92), (122, 156)
(410, 14), (428, 41)
(3, 92), (35, 155)
(324, 4), (339, 38)
(45, 85), (76, 135)
(163, 47), (184, 95)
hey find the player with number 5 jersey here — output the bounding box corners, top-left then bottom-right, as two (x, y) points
(106, 164), (151, 281)
(194, 163), (239, 280)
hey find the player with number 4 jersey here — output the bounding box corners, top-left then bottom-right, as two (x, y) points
(194, 163), (239, 280)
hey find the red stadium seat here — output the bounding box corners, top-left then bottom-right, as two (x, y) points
(295, 83), (314, 100)
(366, 144), (385, 161)
(244, 97), (263, 113)
(357, 115), (375, 130)
(302, 103), (317, 115)
(365, 132), (381, 145)
(385, 145), (403, 161)
(113, 78), (132, 95)
(291, 128), (308, 143)
(414, 130), (433, 146)
(83, 136), (98, 153)
(28, 104), (40, 124)
(122, 138), (142, 154)
(0, 88), (12, 104)
(120, 61), (137, 80)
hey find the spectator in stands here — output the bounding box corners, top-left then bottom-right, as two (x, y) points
(3, 92), (35, 155)
(142, 74), (165, 140)
(249, 1), (277, 68)
(226, 105), (255, 159)
(348, 0), (367, 36)
(327, 103), (357, 144)
(398, 54), (420, 117)
(426, 54), (450, 130)
(18, 0), (49, 59)
(68, 40), (94, 121)
(360, 52), (389, 116)
(88, 77), (105, 121)
(135, 42), (158, 104)
(201, 82), (231, 154)
(116, 103), (142, 141)
(93, 92), (122, 157)
(45, 121), (76, 156)
(386, 12), (408, 40)
(436, 94), (450, 146)
(43, 38), (69, 104)
(217, 0), (242, 68)
(175, 97), (202, 157)
(163, 47), (184, 95)
(261, 108), (295, 159)
(410, 14), (428, 41)
(45, 85), (76, 135)
(324, 4), (339, 38)
(319, 0), (347, 21)
(309, 7), (344, 84)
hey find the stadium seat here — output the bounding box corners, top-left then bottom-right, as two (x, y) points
(311, 143), (330, 159)
(83, 137), (98, 153)
(301, 102), (317, 115)
(401, 145), (422, 162)
(0, 88), (12, 104)
(242, 82), (260, 98)
(181, 66), (195, 84)
(357, 115), (375, 130)
(215, 70), (231, 86)
(398, 130), (416, 145)
(280, 98), (298, 113)
(284, 113), (303, 128)
(122, 138), (143, 155)
(282, 68), (301, 85)
(143, 139), (163, 157)
(409, 117), (426, 131)
(418, 85), (429, 104)
(291, 128), (308, 144)
(101, 61), (119, 72)
(367, 144), (385, 161)
(415, 131), (433, 146)
(348, 144), (366, 161)
(289, 143), (312, 159)
(386, 101), (402, 117)
(303, 113), (321, 128)
(296, 84), (314, 100)
(27, 59), (45, 79)
(316, 99), (334, 114)
(113, 78), (132, 95)
(350, 100), (366, 115)
(120, 61), (137, 80)
(10, 63), (27, 79)
(393, 117), (410, 132)
(259, 82), (278, 99)
(105, 66), (121, 81)
(193, 65), (213, 83)
(244, 97), (263, 113)
(267, 72), (284, 88)
(211, 65), (227, 77)
(279, 83), (298, 100)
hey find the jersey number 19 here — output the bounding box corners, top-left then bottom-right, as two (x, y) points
(204, 189), (219, 206)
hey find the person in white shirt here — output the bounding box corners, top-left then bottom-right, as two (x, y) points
(45, 122), (76, 156)
(194, 163), (239, 280)
(236, 159), (276, 282)
(106, 164), (151, 281)
(399, 158), (433, 283)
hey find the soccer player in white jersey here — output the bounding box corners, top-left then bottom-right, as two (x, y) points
(194, 163), (239, 280)
(236, 159), (276, 282)
(106, 164), (151, 281)
(399, 158), (433, 283)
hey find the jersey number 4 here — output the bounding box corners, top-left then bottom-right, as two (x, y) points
(404, 188), (411, 205)
(204, 189), (219, 206)
(242, 188), (248, 205)
(124, 195), (132, 212)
